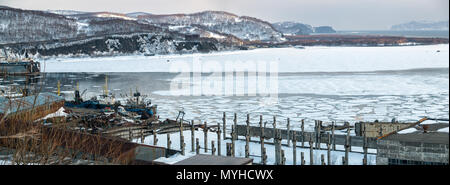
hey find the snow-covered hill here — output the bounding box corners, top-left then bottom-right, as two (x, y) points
(139, 11), (284, 42)
(272, 22), (314, 35)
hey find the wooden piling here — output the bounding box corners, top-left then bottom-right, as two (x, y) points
(217, 122), (221, 156)
(153, 129), (158, 145)
(245, 140), (250, 158)
(196, 138), (200, 154)
(273, 116), (277, 139)
(260, 115), (265, 164)
(293, 131), (297, 165)
(191, 120), (195, 152)
(345, 126), (350, 164)
(321, 154), (325, 165)
(167, 133), (171, 149)
(211, 141), (216, 155)
(226, 143), (232, 156)
(301, 119), (305, 147)
(223, 112), (226, 139)
(245, 114), (250, 158)
(234, 113), (237, 133)
(332, 121), (336, 150)
(363, 124), (368, 165)
(262, 147), (267, 165)
(327, 143), (331, 165)
(231, 125), (236, 157)
(181, 136), (185, 155)
(287, 118), (291, 146)
(309, 134), (314, 165)
(204, 121), (208, 153)
(275, 129), (282, 165)
(180, 116), (184, 152)
(301, 152), (305, 165)
(317, 121), (322, 149)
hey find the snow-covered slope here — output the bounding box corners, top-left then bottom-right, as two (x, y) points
(272, 22), (314, 35)
(139, 11), (284, 42)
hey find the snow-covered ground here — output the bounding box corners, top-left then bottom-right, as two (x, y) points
(42, 45), (449, 73)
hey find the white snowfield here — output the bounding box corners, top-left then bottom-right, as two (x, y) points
(43, 44), (449, 73)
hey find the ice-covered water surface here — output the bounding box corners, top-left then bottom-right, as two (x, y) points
(43, 44), (449, 73)
(34, 45), (450, 129)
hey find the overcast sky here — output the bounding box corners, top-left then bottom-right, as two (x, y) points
(0, 0), (448, 30)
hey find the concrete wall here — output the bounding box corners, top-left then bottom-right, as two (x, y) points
(376, 139), (449, 165)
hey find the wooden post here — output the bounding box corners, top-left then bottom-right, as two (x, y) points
(245, 140), (250, 158)
(153, 129), (158, 145)
(273, 116), (277, 139)
(180, 116), (184, 152)
(363, 124), (368, 165)
(245, 114), (250, 158)
(260, 115), (265, 164)
(348, 124), (352, 152)
(231, 125), (236, 157)
(223, 112), (227, 139)
(233, 113), (237, 134)
(317, 121), (322, 149)
(167, 133), (171, 149)
(332, 121), (336, 150)
(301, 152), (305, 165)
(262, 147), (267, 165)
(292, 131), (297, 165)
(301, 119), (305, 147)
(181, 136), (185, 155)
(275, 129), (282, 165)
(281, 150), (286, 165)
(226, 143), (232, 156)
(287, 118), (291, 146)
(191, 120), (195, 152)
(196, 138), (200, 154)
(327, 143), (331, 165)
(344, 127), (350, 165)
(211, 141), (216, 155)
(321, 154), (325, 165)
(217, 122), (221, 156)
(204, 121), (208, 153)
(309, 134), (314, 165)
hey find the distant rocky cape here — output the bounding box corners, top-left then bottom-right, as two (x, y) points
(272, 22), (336, 35)
(391, 21), (449, 31)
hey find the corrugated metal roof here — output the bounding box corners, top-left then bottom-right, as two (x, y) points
(0, 93), (64, 114)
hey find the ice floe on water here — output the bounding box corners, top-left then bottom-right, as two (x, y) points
(32, 45), (450, 135)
